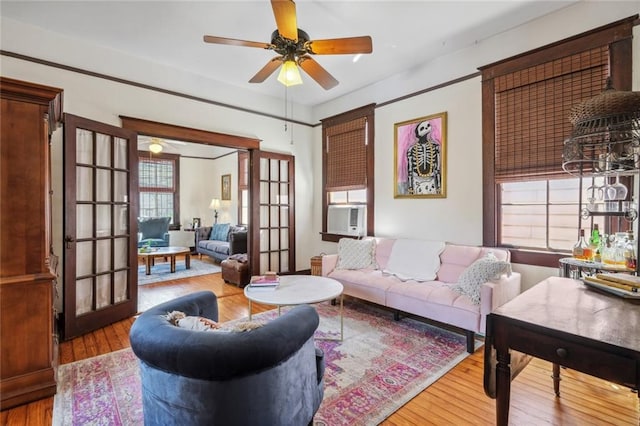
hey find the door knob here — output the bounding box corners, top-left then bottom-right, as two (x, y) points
(64, 235), (75, 249)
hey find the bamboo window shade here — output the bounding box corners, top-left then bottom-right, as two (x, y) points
(325, 116), (368, 191)
(238, 151), (248, 189)
(493, 46), (609, 183)
(139, 157), (175, 191)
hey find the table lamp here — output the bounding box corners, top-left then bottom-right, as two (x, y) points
(209, 198), (221, 224)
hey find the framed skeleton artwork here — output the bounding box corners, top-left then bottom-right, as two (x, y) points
(394, 112), (447, 198)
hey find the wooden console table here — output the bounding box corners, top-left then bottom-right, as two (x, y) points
(486, 276), (640, 425)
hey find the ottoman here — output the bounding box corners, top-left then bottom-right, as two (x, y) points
(221, 256), (249, 287)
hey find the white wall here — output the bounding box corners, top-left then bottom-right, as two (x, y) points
(313, 1), (640, 291)
(179, 154), (239, 228)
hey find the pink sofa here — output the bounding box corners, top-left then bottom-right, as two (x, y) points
(321, 238), (522, 352)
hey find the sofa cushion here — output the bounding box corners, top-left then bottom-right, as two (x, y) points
(451, 253), (512, 304)
(438, 245), (484, 283)
(336, 238), (377, 270)
(374, 238), (396, 270)
(210, 223), (230, 241)
(383, 239), (445, 281)
(200, 240), (231, 254)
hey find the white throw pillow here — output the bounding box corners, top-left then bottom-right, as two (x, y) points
(452, 253), (512, 304)
(336, 238), (377, 270)
(166, 310), (263, 332)
(166, 310), (221, 331)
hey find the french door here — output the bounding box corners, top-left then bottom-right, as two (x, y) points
(61, 114), (138, 339)
(250, 150), (295, 275)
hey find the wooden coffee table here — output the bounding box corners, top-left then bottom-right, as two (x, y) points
(244, 275), (344, 340)
(138, 246), (191, 275)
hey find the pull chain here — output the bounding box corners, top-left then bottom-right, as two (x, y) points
(290, 98), (294, 145)
(284, 86), (288, 132)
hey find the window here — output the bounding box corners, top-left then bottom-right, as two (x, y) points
(480, 17), (634, 267)
(238, 151), (249, 226)
(321, 104), (375, 241)
(138, 152), (180, 226)
(501, 177), (606, 252)
(329, 189), (367, 204)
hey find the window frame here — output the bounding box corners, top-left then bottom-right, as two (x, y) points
(321, 104), (375, 242)
(137, 151), (181, 229)
(480, 16), (635, 267)
(237, 151), (249, 226)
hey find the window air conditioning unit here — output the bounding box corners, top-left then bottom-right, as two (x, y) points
(327, 205), (366, 236)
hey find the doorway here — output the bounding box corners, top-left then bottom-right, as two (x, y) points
(62, 114), (298, 338)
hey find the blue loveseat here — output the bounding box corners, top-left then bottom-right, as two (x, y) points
(195, 223), (247, 262)
(129, 291), (325, 425)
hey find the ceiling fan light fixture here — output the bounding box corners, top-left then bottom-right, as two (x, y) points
(277, 60), (303, 87)
(149, 141), (163, 154)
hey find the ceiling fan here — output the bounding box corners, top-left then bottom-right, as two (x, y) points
(203, 0), (373, 90)
(139, 136), (187, 154)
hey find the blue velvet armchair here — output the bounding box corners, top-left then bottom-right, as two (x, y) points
(129, 291), (325, 426)
(137, 217), (170, 248)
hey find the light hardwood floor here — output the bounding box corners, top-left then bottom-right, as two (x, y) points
(2, 267), (638, 425)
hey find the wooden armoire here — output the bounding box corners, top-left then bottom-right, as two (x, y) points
(0, 77), (63, 409)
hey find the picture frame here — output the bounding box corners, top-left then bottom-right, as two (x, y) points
(394, 111), (447, 198)
(221, 174), (231, 200)
(192, 217), (201, 229)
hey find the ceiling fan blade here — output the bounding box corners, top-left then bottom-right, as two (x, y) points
(298, 56), (338, 90)
(249, 57), (284, 83)
(307, 36), (373, 55)
(271, 0), (298, 41)
(203, 35), (271, 50)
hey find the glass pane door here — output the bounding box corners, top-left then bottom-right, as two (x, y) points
(62, 114), (138, 339)
(252, 151), (295, 274)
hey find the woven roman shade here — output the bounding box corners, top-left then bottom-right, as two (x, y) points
(139, 157), (175, 191)
(493, 46), (609, 183)
(325, 117), (367, 191)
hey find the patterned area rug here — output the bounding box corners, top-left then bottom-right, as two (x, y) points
(137, 258), (221, 285)
(52, 299), (477, 425)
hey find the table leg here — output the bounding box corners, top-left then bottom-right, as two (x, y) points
(495, 349), (511, 426)
(145, 258), (151, 275)
(248, 300), (252, 320)
(552, 363), (561, 396)
(170, 255), (176, 273)
(340, 293), (344, 341)
(185, 253), (191, 269)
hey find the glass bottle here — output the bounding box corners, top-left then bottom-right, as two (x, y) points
(625, 230), (636, 270)
(590, 224), (601, 262)
(572, 229), (591, 261)
(614, 232), (628, 266)
(602, 234), (615, 265)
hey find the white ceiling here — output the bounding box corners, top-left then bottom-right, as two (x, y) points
(1, 1), (577, 107)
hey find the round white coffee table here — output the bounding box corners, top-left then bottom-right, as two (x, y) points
(244, 275), (344, 340)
